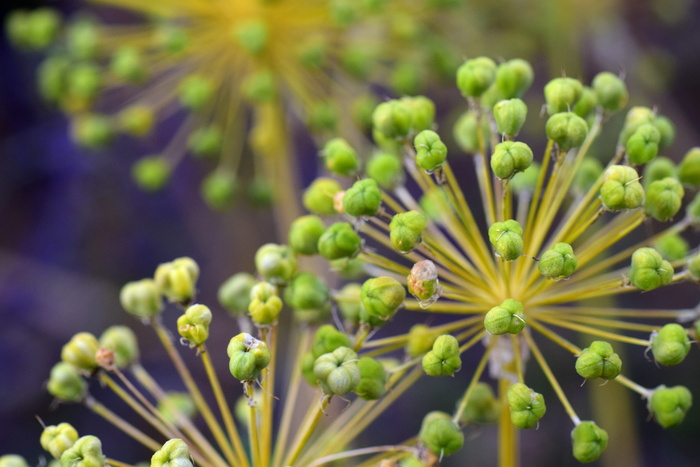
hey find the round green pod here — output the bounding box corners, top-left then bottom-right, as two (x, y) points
(334, 283), (363, 327)
(600, 165), (644, 211)
(507, 383), (546, 429)
(654, 115), (676, 150)
(177, 304), (212, 347)
(456, 56), (497, 98)
(233, 20), (268, 55)
(36, 55), (70, 104)
(495, 58), (534, 98)
(154, 257), (199, 305)
(687, 254), (700, 281)
(453, 110), (491, 153)
(538, 242), (577, 278)
(67, 62), (102, 104)
(119, 278), (163, 320)
(574, 157), (603, 193)
(618, 106), (655, 146)
(313, 346), (361, 395)
(311, 324), (352, 358)
(572, 86), (598, 119)
(678, 147), (700, 186)
(60, 435), (105, 467)
(317, 222), (362, 260)
(284, 272), (330, 323)
(0, 455), (29, 467)
(351, 94), (379, 130)
(188, 125), (223, 158)
(366, 151), (404, 189)
(418, 411), (464, 456)
(227, 333), (271, 382)
(288, 215), (325, 255)
(571, 421), (609, 463)
(626, 123), (661, 165)
(510, 163), (540, 193)
(354, 357), (387, 400)
(178, 75), (213, 111)
(414, 129), (447, 172)
(242, 70), (276, 103)
(488, 219), (523, 261)
(629, 247), (673, 291)
(651, 323), (690, 366)
(248, 281), (283, 325)
(407, 260), (441, 302)
(390, 61), (423, 96)
(592, 71), (628, 112)
(201, 171), (238, 210)
(99, 326), (138, 368)
(71, 114), (113, 150)
(460, 382), (500, 425)
(321, 138), (359, 177)
(118, 105), (155, 138)
(110, 46), (147, 83)
(66, 18), (100, 60)
(360, 276), (406, 322)
(422, 334), (461, 376)
(406, 324), (439, 358)
(218, 272), (256, 316)
(303, 178), (342, 216)
(654, 233), (689, 261)
(643, 157), (676, 188)
(150, 438), (192, 467)
(47, 362), (86, 402)
(157, 392), (196, 427)
(544, 77), (583, 115)
(493, 98), (528, 137)
(545, 112), (588, 151)
(575, 341), (622, 380)
(649, 385), (692, 428)
(41, 422), (79, 459)
(390, 211), (428, 252)
(254, 243), (297, 284)
(484, 299), (526, 335)
(61, 332), (99, 371)
(131, 156), (171, 192)
(343, 178), (382, 217)
(490, 141), (533, 180)
(372, 99), (413, 140)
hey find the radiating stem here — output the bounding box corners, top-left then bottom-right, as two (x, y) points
(498, 377), (517, 467)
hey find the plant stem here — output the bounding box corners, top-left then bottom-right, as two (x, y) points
(498, 377), (517, 467)
(86, 397), (161, 452)
(283, 395), (331, 467)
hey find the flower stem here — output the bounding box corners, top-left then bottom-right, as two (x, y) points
(85, 397), (161, 452)
(498, 377), (517, 467)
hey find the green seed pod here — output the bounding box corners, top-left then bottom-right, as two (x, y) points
(572, 86), (598, 120)
(510, 163), (540, 193)
(629, 247), (673, 291)
(407, 260), (441, 303)
(178, 75), (213, 111)
(61, 332), (99, 372)
(227, 333), (271, 382)
(538, 242), (578, 278)
(456, 56), (497, 98)
(66, 18), (100, 60)
(27, 8), (61, 49)
(60, 435), (105, 467)
(571, 421), (609, 463)
(157, 392), (196, 427)
(322, 138), (360, 177)
(600, 165), (644, 211)
(318, 222), (362, 260)
(67, 63), (102, 109)
(254, 243), (297, 284)
(71, 114), (113, 150)
(406, 324), (439, 358)
(301, 352), (318, 386)
(297, 36), (326, 69)
(592, 71), (628, 112)
(654, 115), (676, 150)
(110, 46), (147, 83)
(201, 171), (238, 210)
(372, 99), (413, 140)
(288, 215), (325, 256)
(6, 10), (32, 49)
(574, 158), (604, 193)
(131, 156), (171, 192)
(234, 20), (268, 55)
(154, 25), (189, 55)
(390, 61), (423, 96)
(341, 46), (373, 80)
(687, 254), (700, 281)
(575, 341), (622, 380)
(453, 111), (491, 153)
(493, 99), (528, 138)
(0, 455), (28, 467)
(177, 304), (212, 347)
(41, 423), (79, 459)
(460, 382), (500, 425)
(351, 94), (379, 130)
(390, 210), (428, 253)
(488, 219), (523, 261)
(490, 141), (533, 180)
(688, 191), (700, 224)
(331, 257), (366, 279)
(343, 179), (382, 217)
(217, 272), (257, 316)
(150, 438), (192, 467)
(355, 357), (387, 400)
(651, 323), (690, 366)
(495, 58), (534, 99)
(545, 112), (589, 151)
(422, 334), (461, 376)
(303, 178), (342, 216)
(311, 324), (352, 359)
(47, 362), (86, 402)
(246, 177), (274, 208)
(544, 77), (583, 115)
(242, 70), (276, 103)
(649, 385), (693, 428)
(334, 284), (363, 328)
(120, 279), (163, 320)
(154, 257), (199, 304)
(507, 383), (546, 429)
(678, 147), (700, 186)
(626, 123), (661, 165)
(401, 96), (436, 133)
(654, 233), (689, 261)
(618, 106), (656, 145)
(307, 101), (339, 133)
(234, 391), (262, 425)
(366, 151), (404, 189)
(37, 55), (70, 104)
(360, 276), (406, 322)
(118, 105), (155, 138)
(484, 299), (526, 335)
(414, 130), (447, 172)
(418, 411), (464, 456)
(313, 346), (361, 395)
(284, 272), (331, 323)
(248, 282), (283, 326)
(419, 187), (451, 221)
(188, 125), (223, 158)
(99, 326), (138, 368)
(643, 157), (676, 188)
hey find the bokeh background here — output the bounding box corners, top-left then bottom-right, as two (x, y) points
(2, 0), (700, 465)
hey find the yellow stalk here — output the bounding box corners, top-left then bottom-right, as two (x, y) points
(86, 398), (162, 452)
(528, 319), (581, 355)
(282, 396), (331, 467)
(106, 459), (139, 467)
(245, 382), (262, 467)
(498, 377), (518, 467)
(533, 314), (651, 347)
(261, 325), (278, 467)
(452, 335), (498, 423)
